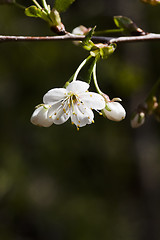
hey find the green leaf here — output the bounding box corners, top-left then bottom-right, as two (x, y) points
(113, 16), (144, 35)
(83, 26), (96, 45)
(25, 6), (49, 22)
(81, 26), (96, 51)
(54, 0), (76, 12)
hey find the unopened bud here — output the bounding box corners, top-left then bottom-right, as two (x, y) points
(50, 9), (66, 35)
(31, 104), (53, 127)
(72, 25), (91, 45)
(72, 25), (90, 35)
(102, 101), (126, 122)
(131, 112), (145, 128)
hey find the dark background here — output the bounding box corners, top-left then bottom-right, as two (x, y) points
(0, 0), (160, 239)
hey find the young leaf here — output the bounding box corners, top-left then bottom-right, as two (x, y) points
(80, 26), (96, 51)
(83, 26), (96, 45)
(54, 0), (76, 12)
(114, 16), (145, 35)
(25, 6), (49, 22)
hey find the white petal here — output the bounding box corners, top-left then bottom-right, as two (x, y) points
(79, 92), (105, 110)
(71, 103), (94, 127)
(66, 80), (89, 94)
(48, 101), (70, 125)
(103, 102), (126, 121)
(43, 88), (67, 104)
(30, 105), (53, 127)
(47, 101), (63, 117)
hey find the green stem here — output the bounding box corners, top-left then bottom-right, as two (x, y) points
(93, 63), (103, 94)
(14, 1), (26, 9)
(94, 28), (123, 36)
(72, 55), (92, 82)
(32, 0), (42, 9)
(41, 0), (49, 12)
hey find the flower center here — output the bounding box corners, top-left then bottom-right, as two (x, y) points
(72, 94), (77, 103)
(68, 91), (78, 104)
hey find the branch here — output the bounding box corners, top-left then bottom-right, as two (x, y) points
(0, 33), (160, 44)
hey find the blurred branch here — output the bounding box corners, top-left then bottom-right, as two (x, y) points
(1, 33), (160, 43)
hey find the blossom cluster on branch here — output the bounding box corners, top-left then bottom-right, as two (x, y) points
(1, 0), (160, 129)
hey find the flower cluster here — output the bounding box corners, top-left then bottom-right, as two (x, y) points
(31, 80), (105, 130)
(31, 80), (126, 129)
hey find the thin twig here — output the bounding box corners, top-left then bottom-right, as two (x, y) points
(0, 33), (160, 44)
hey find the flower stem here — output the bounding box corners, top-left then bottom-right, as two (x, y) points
(32, 0), (42, 9)
(72, 55), (92, 81)
(93, 63), (103, 94)
(41, 0), (49, 12)
(94, 28), (123, 36)
(14, 1), (26, 9)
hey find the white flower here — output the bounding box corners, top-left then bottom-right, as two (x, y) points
(36, 80), (105, 129)
(31, 104), (54, 127)
(102, 100), (126, 122)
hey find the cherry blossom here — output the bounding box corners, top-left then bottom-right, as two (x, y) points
(31, 80), (105, 129)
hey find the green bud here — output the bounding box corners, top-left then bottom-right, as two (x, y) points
(100, 43), (116, 59)
(49, 9), (66, 34)
(114, 16), (145, 35)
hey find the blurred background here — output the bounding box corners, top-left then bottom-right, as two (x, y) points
(0, 0), (160, 239)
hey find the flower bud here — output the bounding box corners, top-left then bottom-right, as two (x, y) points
(102, 101), (126, 121)
(131, 112), (145, 128)
(30, 104), (53, 127)
(72, 25), (91, 45)
(72, 25), (90, 35)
